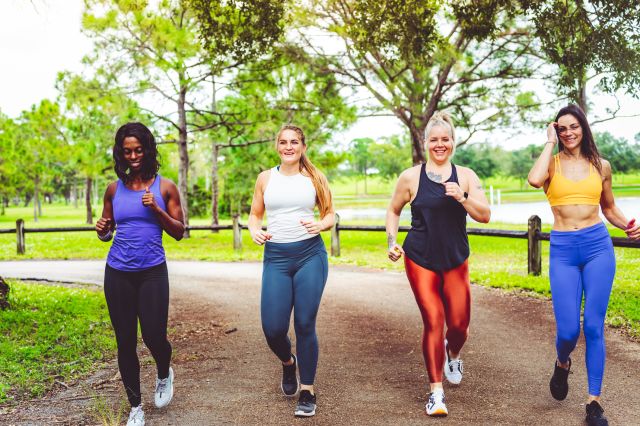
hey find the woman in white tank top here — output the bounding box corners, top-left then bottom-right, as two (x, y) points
(248, 125), (335, 418)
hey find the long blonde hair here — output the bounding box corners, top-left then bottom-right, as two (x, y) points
(276, 125), (333, 218)
(425, 111), (456, 158)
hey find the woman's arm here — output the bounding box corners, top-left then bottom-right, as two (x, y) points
(386, 169), (412, 262)
(145, 179), (185, 240)
(527, 123), (558, 188)
(444, 168), (491, 223)
(95, 182), (116, 241)
(248, 171), (272, 245)
(600, 160), (640, 239)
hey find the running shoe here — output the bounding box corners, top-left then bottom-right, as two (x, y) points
(294, 390), (316, 417)
(443, 340), (463, 385)
(154, 367), (174, 408)
(549, 358), (571, 401)
(281, 354), (299, 396)
(126, 405), (145, 426)
(426, 390), (448, 417)
(585, 400), (608, 426)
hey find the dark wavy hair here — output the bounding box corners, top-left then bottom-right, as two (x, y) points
(113, 122), (160, 183)
(555, 104), (602, 174)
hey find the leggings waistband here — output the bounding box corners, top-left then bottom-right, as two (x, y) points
(264, 235), (325, 259)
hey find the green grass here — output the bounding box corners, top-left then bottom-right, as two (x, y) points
(1, 220), (639, 338)
(0, 281), (115, 403)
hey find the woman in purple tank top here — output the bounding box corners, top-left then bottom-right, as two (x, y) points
(95, 122), (184, 426)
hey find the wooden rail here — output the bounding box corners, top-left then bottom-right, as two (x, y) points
(4, 215), (640, 276)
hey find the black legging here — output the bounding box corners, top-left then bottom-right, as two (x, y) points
(104, 262), (172, 407)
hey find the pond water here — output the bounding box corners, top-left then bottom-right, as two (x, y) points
(336, 198), (640, 225)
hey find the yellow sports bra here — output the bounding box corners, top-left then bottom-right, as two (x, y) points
(545, 154), (602, 206)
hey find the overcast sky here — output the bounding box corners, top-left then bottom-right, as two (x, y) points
(1, 0), (638, 150)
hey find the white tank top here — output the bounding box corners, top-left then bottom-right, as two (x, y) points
(264, 166), (317, 243)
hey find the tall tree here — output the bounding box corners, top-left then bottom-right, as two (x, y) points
(14, 100), (67, 221)
(293, 0), (543, 164)
(523, 0), (640, 114)
(57, 72), (142, 224)
(83, 0), (287, 232)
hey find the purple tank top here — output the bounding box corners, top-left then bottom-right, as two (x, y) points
(107, 175), (167, 271)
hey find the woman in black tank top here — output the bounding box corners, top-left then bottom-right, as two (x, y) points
(385, 112), (491, 417)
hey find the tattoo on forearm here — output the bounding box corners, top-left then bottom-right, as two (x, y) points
(387, 233), (396, 248)
(427, 171), (442, 182)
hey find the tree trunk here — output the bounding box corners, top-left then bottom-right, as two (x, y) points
(210, 76), (219, 230)
(211, 143), (220, 228)
(0, 276), (9, 310)
(177, 77), (190, 238)
(33, 175), (39, 222)
(85, 176), (93, 224)
(409, 123), (427, 165)
(73, 177), (79, 209)
(576, 71), (588, 114)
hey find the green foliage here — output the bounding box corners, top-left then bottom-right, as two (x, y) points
(595, 132), (640, 173)
(298, 0), (544, 163)
(188, 0), (286, 65)
(454, 144), (499, 179)
(366, 135), (413, 180)
(0, 281), (115, 402)
(523, 0), (640, 107)
(508, 144), (544, 185)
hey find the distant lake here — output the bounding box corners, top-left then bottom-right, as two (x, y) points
(336, 197), (640, 225)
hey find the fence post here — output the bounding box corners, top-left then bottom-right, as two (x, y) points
(528, 215), (541, 276)
(331, 213), (340, 257)
(16, 219), (25, 255)
(232, 215), (242, 251)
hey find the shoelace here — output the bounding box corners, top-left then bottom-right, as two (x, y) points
(156, 377), (168, 395)
(449, 359), (463, 373)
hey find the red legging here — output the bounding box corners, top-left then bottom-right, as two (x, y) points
(404, 257), (471, 383)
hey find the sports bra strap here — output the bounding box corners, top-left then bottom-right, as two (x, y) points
(554, 154), (561, 175)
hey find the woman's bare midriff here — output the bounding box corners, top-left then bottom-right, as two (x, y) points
(551, 204), (602, 231)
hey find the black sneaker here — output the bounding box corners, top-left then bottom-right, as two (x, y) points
(585, 400), (608, 426)
(281, 354), (299, 396)
(549, 358), (571, 400)
(294, 390), (316, 417)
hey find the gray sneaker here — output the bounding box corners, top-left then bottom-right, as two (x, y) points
(126, 404), (145, 426)
(294, 390), (316, 417)
(154, 367), (174, 408)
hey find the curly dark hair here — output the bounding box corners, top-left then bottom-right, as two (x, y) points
(555, 104), (602, 174)
(113, 122), (160, 183)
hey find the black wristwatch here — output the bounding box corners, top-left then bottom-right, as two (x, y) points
(460, 192), (468, 203)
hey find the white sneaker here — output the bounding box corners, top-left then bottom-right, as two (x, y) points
(154, 367), (174, 408)
(126, 405), (145, 426)
(444, 340), (463, 385)
(426, 390), (448, 417)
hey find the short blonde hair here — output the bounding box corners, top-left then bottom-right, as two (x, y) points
(425, 111), (456, 158)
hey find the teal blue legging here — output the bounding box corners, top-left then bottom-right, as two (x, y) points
(261, 235), (328, 385)
(549, 222), (616, 396)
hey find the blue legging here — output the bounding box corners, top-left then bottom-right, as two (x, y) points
(549, 222), (616, 396)
(261, 235), (328, 385)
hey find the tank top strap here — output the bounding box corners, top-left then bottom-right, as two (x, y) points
(554, 154), (562, 175)
(449, 163), (459, 183)
(152, 174), (161, 190)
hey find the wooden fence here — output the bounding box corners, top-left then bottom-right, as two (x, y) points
(3, 215), (640, 276)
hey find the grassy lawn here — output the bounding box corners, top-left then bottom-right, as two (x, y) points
(0, 280), (115, 404)
(1, 218), (639, 338)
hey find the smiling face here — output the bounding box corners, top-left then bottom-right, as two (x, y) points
(277, 128), (306, 165)
(426, 124), (454, 164)
(557, 114), (583, 150)
(122, 136), (144, 172)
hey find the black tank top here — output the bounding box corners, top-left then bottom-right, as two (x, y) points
(403, 163), (469, 271)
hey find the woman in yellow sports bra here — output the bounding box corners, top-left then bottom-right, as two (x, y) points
(527, 104), (640, 426)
